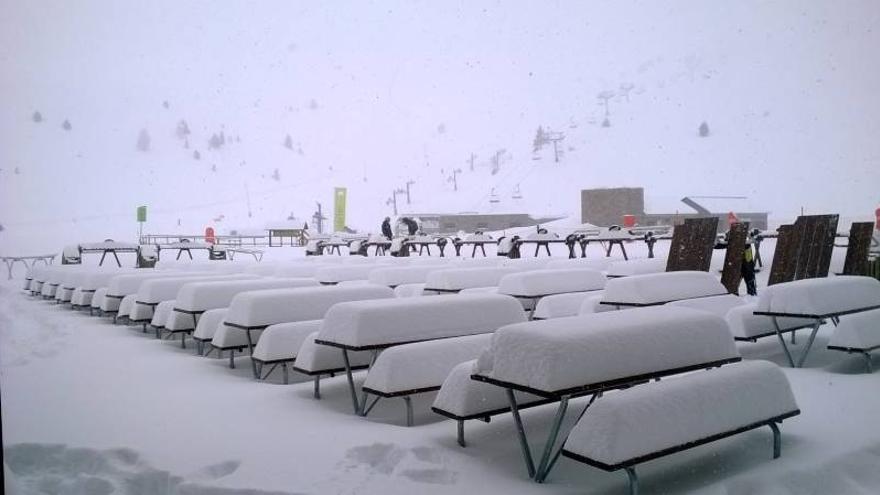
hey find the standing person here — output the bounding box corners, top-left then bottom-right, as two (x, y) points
(381, 217), (393, 240)
(401, 217), (418, 236)
(741, 237), (758, 296)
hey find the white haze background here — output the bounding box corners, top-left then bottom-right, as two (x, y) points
(1, 0), (879, 252)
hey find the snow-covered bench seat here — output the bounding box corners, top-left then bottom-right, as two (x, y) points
(55, 269), (95, 304)
(600, 271), (727, 308)
(753, 276), (880, 368)
(393, 283), (425, 298)
(827, 308), (880, 372)
(668, 294), (814, 343)
(314, 293), (526, 414)
(432, 360), (552, 446)
(40, 266), (84, 299)
(100, 271), (185, 316)
(250, 320), (323, 382)
(83, 288), (107, 314)
(129, 274), (255, 329)
(423, 267), (519, 294)
(606, 258), (666, 278)
(360, 334), (493, 426)
(497, 269), (606, 318)
(470, 306), (741, 479)
(71, 269), (137, 312)
(293, 331), (373, 397)
(272, 263), (333, 278)
(168, 277), (319, 348)
(532, 291), (604, 320)
(560, 360), (800, 493)
(219, 285), (394, 378)
(367, 265), (441, 288)
(545, 258), (613, 272)
(314, 264), (382, 285)
(191, 308), (230, 357)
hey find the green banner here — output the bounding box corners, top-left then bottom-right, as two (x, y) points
(137, 205), (147, 223)
(333, 187), (347, 232)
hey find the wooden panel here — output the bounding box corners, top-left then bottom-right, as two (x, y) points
(721, 222), (749, 295)
(842, 222), (875, 276)
(768, 224), (795, 286)
(666, 217), (719, 272)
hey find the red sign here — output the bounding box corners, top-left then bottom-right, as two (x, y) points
(205, 227), (216, 244)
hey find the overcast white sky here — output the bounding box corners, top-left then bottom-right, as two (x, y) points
(2, 0), (879, 251)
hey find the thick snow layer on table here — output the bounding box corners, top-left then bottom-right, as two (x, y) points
(116, 294), (137, 318)
(394, 283), (425, 298)
(192, 308), (228, 342)
(363, 334), (492, 394)
(223, 285), (395, 328)
(368, 266), (442, 287)
(293, 332), (373, 373)
(459, 287), (498, 294)
(533, 291), (602, 319)
(497, 269), (606, 297)
(134, 274), (256, 305)
(451, 257), (504, 268)
(79, 269), (140, 292)
(463, 233), (493, 242)
(174, 278), (317, 312)
(272, 263), (332, 278)
(602, 271), (727, 305)
(475, 306), (739, 393)
(424, 267), (519, 291)
(606, 258), (667, 277)
(755, 276), (880, 316)
(577, 293), (616, 315)
(317, 293), (526, 348)
(669, 295), (814, 339)
(564, 360), (798, 466)
(150, 300), (175, 328)
(828, 309), (880, 350)
(524, 232), (560, 241)
(545, 258), (613, 272)
(500, 258), (552, 270)
(211, 323), (262, 349)
(252, 320), (323, 362)
(315, 264), (383, 284)
(432, 360), (546, 418)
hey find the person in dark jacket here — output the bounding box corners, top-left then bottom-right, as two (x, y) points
(381, 217), (393, 240)
(401, 217), (418, 236)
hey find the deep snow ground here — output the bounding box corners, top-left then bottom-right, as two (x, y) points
(2, 243), (880, 494)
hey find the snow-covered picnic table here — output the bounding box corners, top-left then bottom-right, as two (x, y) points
(313, 293), (525, 416)
(470, 306), (741, 481)
(600, 270), (728, 308)
(753, 276), (880, 368)
(79, 241), (140, 267)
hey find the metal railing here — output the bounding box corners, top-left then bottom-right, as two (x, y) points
(138, 234), (304, 247)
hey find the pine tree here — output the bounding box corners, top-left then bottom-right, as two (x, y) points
(698, 121), (710, 137)
(32, 111), (43, 123)
(62, 120), (72, 131)
(176, 120), (191, 139)
(283, 134), (293, 149)
(193, 150), (201, 160)
(136, 129), (151, 152)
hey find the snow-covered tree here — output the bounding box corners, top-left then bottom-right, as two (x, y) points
(32, 111), (43, 123)
(533, 126), (548, 152)
(193, 150), (201, 160)
(176, 120), (191, 139)
(62, 119), (72, 131)
(272, 168), (281, 181)
(136, 129), (151, 152)
(699, 121), (710, 137)
(283, 134), (293, 149)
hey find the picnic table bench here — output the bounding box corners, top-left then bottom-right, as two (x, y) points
(599, 271), (728, 308)
(218, 285), (394, 378)
(129, 274), (255, 330)
(467, 306), (741, 481)
(313, 294), (526, 419)
(79, 241), (139, 267)
(423, 267), (519, 294)
(560, 360), (799, 494)
(453, 234), (494, 257)
(167, 278), (318, 348)
(497, 268), (607, 318)
(753, 276), (880, 368)
(3, 254), (55, 280)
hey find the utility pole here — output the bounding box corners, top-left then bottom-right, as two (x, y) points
(405, 180), (415, 204)
(386, 189), (405, 216)
(451, 168), (462, 191)
(245, 184), (253, 218)
(468, 153), (475, 171)
(548, 132), (565, 163)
